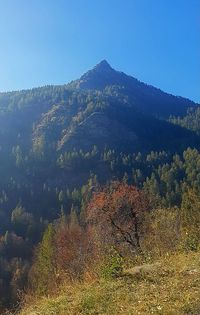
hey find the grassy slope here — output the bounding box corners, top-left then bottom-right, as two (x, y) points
(20, 251), (200, 315)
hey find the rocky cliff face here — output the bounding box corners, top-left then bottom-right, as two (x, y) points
(58, 111), (139, 152)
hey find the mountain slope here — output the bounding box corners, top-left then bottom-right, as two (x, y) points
(20, 250), (200, 315)
(31, 60), (199, 154)
(0, 60), (198, 156)
(0, 60), (198, 182)
(70, 60), (197, 118)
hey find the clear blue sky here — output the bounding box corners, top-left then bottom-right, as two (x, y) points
(0, 0), (199, 102)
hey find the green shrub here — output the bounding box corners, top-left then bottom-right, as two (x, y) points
(101, 248), (123, 279)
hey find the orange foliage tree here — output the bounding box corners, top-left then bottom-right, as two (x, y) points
(54, 208), (93, 281)
(86, 181), (149, 252)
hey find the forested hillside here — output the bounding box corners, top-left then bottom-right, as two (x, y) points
(0, 61), (200, 312)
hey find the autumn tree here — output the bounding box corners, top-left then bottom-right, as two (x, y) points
(55, 206), (91, 281)
(86, 181), (149, 253)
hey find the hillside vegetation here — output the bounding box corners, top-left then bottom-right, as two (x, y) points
(20, 251), (200, 315)
(18, 181), (200, 315)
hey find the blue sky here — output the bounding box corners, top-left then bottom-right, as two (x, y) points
(0, 0), (199, 102)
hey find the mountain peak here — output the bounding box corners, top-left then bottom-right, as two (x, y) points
(71, 59), (116, 89)
(94, 60), (113, 71)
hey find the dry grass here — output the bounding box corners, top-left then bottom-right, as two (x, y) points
(20, 251), (200, 315)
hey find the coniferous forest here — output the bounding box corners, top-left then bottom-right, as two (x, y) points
(0, 61), (200, 313)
